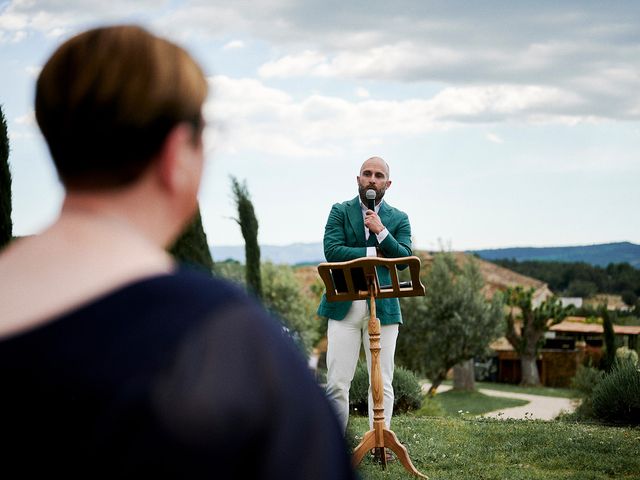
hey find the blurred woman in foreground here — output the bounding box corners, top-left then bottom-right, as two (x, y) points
(0, 25), (356, 479)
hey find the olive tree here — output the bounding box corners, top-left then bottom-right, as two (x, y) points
(397, 253), (504, 395)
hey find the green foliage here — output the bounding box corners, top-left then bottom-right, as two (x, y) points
(493, 258), (640, 298)
(591, 359), (640, 425)
(571, 365), (605, 396)
(621, 289), (638, 307)
(505, 287), (568, 354)
(436, 389), (528, 417)
(168, 207), (214, 272)
(349, 361), (370, 415)
(396, 253), (504, 390)
(565, 279), (598, 298)
(391, 365), (424, 413)
(615, 346), (639, 366)
(212, 260), (323, 354)
(504, 287), (569, 385)
(349, 361), (424, 415)
(230, 176), (262, 299)
(0, 105), (11, 251)
(212, 259), (245, 285)
(571, 365), (605, 419)
(260, 262), (322, 353)
(600, 307), (616, 371)
(350, 415), (640, 479)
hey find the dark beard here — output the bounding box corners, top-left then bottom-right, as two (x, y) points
(358, 184), (385, 205)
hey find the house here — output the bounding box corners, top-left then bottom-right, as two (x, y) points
(490, 316), (640, 387)
(560, 297), (583, 308)
(549, 316), (639, 352)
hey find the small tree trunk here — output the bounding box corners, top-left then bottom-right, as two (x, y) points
(520, 354), (540, 386)
(520, 315), (543, 386)
(453, 359), (476, 391)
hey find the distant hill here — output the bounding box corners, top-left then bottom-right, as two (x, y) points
(470, 242), (640, 268)
(211, 241), (640, 268)
(211, 242), (324, 265)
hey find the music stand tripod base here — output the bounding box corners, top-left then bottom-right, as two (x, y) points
(318, 256), (428, 479)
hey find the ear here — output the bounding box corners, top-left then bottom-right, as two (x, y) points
(386, 179), (392, 189)
(155, 123), (196, 193)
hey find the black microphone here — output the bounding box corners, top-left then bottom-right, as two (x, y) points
(365, 189), (376, 211)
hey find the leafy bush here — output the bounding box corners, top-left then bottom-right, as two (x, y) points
(393, 365), (424, 413)
(571, 365), (605, 396)
(615, 346), (639, 366)
(261, 262), (323, 354)
(570, 365), (604, 419)
(397, 253), (504, 392)
(214, 261), (323, 354)
(349, 361), (424, 415)
(349, 361), (370, 415)
(212, 259), (245, 285)
(591, 360), (640, 425)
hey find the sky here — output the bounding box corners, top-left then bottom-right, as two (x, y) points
(1, 0), (639, 252)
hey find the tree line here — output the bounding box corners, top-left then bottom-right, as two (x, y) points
(491, 258), (640, 305)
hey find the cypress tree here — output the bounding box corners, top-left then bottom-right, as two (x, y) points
(600, 305), (616, 372)
(0, 105), (12, 251)
(230, 176), (262, 299)
(168, 207), (214, 273)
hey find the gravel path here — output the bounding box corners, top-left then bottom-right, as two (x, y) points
(422, 384), (578, 420)
(477, 388), (577, 420)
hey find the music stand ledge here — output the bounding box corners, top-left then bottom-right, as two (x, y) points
(317, 256), (428, 478)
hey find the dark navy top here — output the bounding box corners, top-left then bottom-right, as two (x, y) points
(0, 268), (357, 479)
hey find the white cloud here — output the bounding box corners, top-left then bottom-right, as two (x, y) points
(355, 87), (370, 98)
(429, 85), (585, 120)
(259, 50), (326, 78)
(204, 75), (595, 159)
(486, 133), (503, 144)
(25, 65), (42, 77)
(222, 39), (244, 50)
(0, 0), (170, 41)
(15, 111), (35, 126)
(2, 1), (639, 120)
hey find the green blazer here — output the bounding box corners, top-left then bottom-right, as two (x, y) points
(317, 197), (412, 325)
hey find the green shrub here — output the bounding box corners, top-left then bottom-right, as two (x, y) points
(571, 364), (605, 419)
(591, 360), (640, 425)
(261, 262), (322, 354)
(392, 365), (424, 413)
(349, 361), (370, 415)
(616, 346), (639, 367)
(571, 365), (604, 396)
(349, 361), (424, 415)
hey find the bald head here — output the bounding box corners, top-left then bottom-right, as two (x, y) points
(357, 156), (392, 205)
(360, 156), (390, 179)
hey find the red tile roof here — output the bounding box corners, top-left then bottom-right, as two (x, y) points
(550, 320), (640, 335)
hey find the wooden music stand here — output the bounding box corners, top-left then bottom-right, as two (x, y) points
(317, 256), (427, 478)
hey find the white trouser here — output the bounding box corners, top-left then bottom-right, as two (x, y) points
(325, 299), (399, 433)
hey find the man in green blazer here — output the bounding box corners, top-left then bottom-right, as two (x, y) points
(317, 156), (412, 440)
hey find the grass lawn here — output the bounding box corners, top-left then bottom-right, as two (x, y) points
(347, 415), (640, 479)
(436, 389), (528, 416)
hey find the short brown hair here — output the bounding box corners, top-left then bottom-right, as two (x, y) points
(35, 25), (208, 190)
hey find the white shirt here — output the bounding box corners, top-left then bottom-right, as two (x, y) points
(360, 200), (389, 257)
